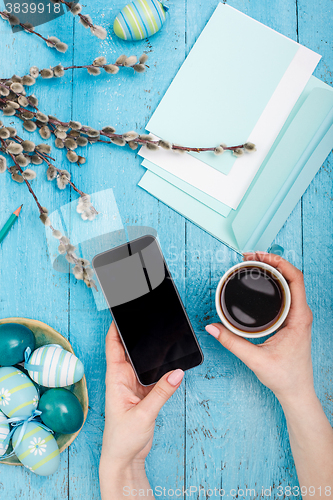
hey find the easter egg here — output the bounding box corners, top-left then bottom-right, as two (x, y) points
(113, 0), (167, 41)
(39, 388), (84, 434)
(26, 344), (84, 388)
(0, 323), (35, 366)
(12, 422), (60, 476)
(0, 367), (39, 418)
(0, 410), (10, 456)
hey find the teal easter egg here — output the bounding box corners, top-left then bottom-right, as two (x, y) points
(0, 410), (10, 456)
(0, 323), (35, 366)
(26, 344), (84, 388)
(39, 388), (84, 434)
(12, 422), (60, 476)
(113, 0), (167, 41)
(0, 367), (39, 418)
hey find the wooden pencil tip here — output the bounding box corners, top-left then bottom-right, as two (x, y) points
(13, 205), (23, 217)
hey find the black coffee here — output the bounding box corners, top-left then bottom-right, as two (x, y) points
(221, 266), (284, 332)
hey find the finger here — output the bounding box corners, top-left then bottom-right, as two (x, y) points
(137, 369), (184, 421)
(205, 323), (260, 368)
(105, 321), (126, 365)
(242, 251), (308, 311)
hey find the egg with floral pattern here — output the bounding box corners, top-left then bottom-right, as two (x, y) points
(0, 410), (10, 456)
(0, 367), (39, 418)
(12, 421), (60, 476)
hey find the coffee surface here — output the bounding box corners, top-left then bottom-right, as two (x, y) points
(221, 267), (284, 332)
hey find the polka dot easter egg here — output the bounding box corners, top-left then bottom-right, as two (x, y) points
(12, 422), (60, 476)
(0, 367), (39, 418)
(113, 0), (168, 41)
(26, 344), (84, 388)
(0, 411), (10, 456)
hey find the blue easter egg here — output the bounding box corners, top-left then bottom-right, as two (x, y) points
(26, 344), (84, 388)
(12, 422), (60, 476)
(0, 323), (35, 366)
(114, 0), (167, 41)
(0, 410), (10, 456)
(0, 367), (39, 418)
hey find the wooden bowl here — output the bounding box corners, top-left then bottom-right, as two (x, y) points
(0, 317), (89, 466)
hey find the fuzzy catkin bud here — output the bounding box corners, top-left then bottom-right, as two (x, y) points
(21, 140), (35, 152)
(0, 156), (7, 174)
(104, 64), (119, 75)
(18, 95), (29, 107)
(12, 173), (24, 183)
(91, 25), (107, 40)
(233, 148), (244, 157)
(36, 111), (48, 123)
(40, 68), (54, 79)
(55, 138), (64, 149)
(139, 53), (149, 64)
(111, 137), (126, 146)
(102, 126), (116, 134)
(7, 101), (20, 109)
(124, 55), (137, 67)
(31, 155), (43, 165)
(139, 134), (154, 141)
(47, 165), (57, 180)
(22, 168), (36, 180)
(3, 106), (15, 116)
(55, 42), (68, 53)
(53, 64), (65, 78)
(116, 54), (127, 65)
(22, 75), (35, 86)
(16, 154), (30, 167)
(93, 56), (107, 66)
(146, 142), (159, 151)
(7, 127), (17, 137)
(52, 229), (62, 239)
(40, 213), (51, 226)
(46, 36), (59, 47)
(10, 82), (24, 93)
(69, 120), (82, 130)
(244, 142), (256, 153)
(58, 244), (66, 254)
(214, 146), (224, 155)
(6, 142), (23, 155)
(23, 121), (37, 132)
(87, 66), (101, 76)
(66, 150), (78, 163)
(123, 131), (139, 141)
(29, 66), (39, 78)
(0, 128), (10, 139)
(73, 265), (84, 280)
(39, 126), (51, 140)
(36, 143), (51, 154)
(28, 94), (38, 106)
(76, 136), (88, 147)
(158, 139), (172, 150)
(133, 64), (145, 73)
(70, 2), (82, 15)
(64, 138), (77, 150)
(128, 141), (138, 150)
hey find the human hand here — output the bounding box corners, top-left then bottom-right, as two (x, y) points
(205, 252), (314, 406)
(100, 322), (184, 473)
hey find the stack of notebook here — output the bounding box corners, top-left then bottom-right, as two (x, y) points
(138, 3), (333, 254)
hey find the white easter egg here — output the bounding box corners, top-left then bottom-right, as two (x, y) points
(26, 344), (84, 388)
(0, 410), (10, 456)
(0, 367), (39, 418)
(12, 421), (60, 476)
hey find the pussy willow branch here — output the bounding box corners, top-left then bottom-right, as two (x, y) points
(0, 97), (249, 154)
(0, 11), (60, 47)
(13, 133), (96, 206)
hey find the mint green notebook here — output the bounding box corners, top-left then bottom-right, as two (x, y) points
(139, 77), (333, 253)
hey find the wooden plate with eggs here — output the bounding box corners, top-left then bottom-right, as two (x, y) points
(0, 317), (88, 466)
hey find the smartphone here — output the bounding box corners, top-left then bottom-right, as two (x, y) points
(92, 235), (203, 386)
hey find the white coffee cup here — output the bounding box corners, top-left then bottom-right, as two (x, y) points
(215, 261), (291, 339)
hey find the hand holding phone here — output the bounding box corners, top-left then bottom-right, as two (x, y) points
(100, 322), (184, 498)
(93, 235), (203, 385)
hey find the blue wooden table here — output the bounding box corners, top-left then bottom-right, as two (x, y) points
(0, 0), (332, 498)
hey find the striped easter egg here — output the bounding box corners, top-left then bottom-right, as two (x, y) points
(13, 422), (60, 476)
(113, 0), (168, 41)
(0, 367), (39, 418)
(26, 344), (84, 388)
(0, 410), (10, 456)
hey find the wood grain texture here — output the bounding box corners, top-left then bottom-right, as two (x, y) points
(0, 0), (332, 498)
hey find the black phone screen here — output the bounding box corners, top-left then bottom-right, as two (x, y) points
(93, 235), (203, 385)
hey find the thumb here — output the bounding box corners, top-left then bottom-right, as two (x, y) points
(205, 323), (260, 368)
(137, 369), (184, 421)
